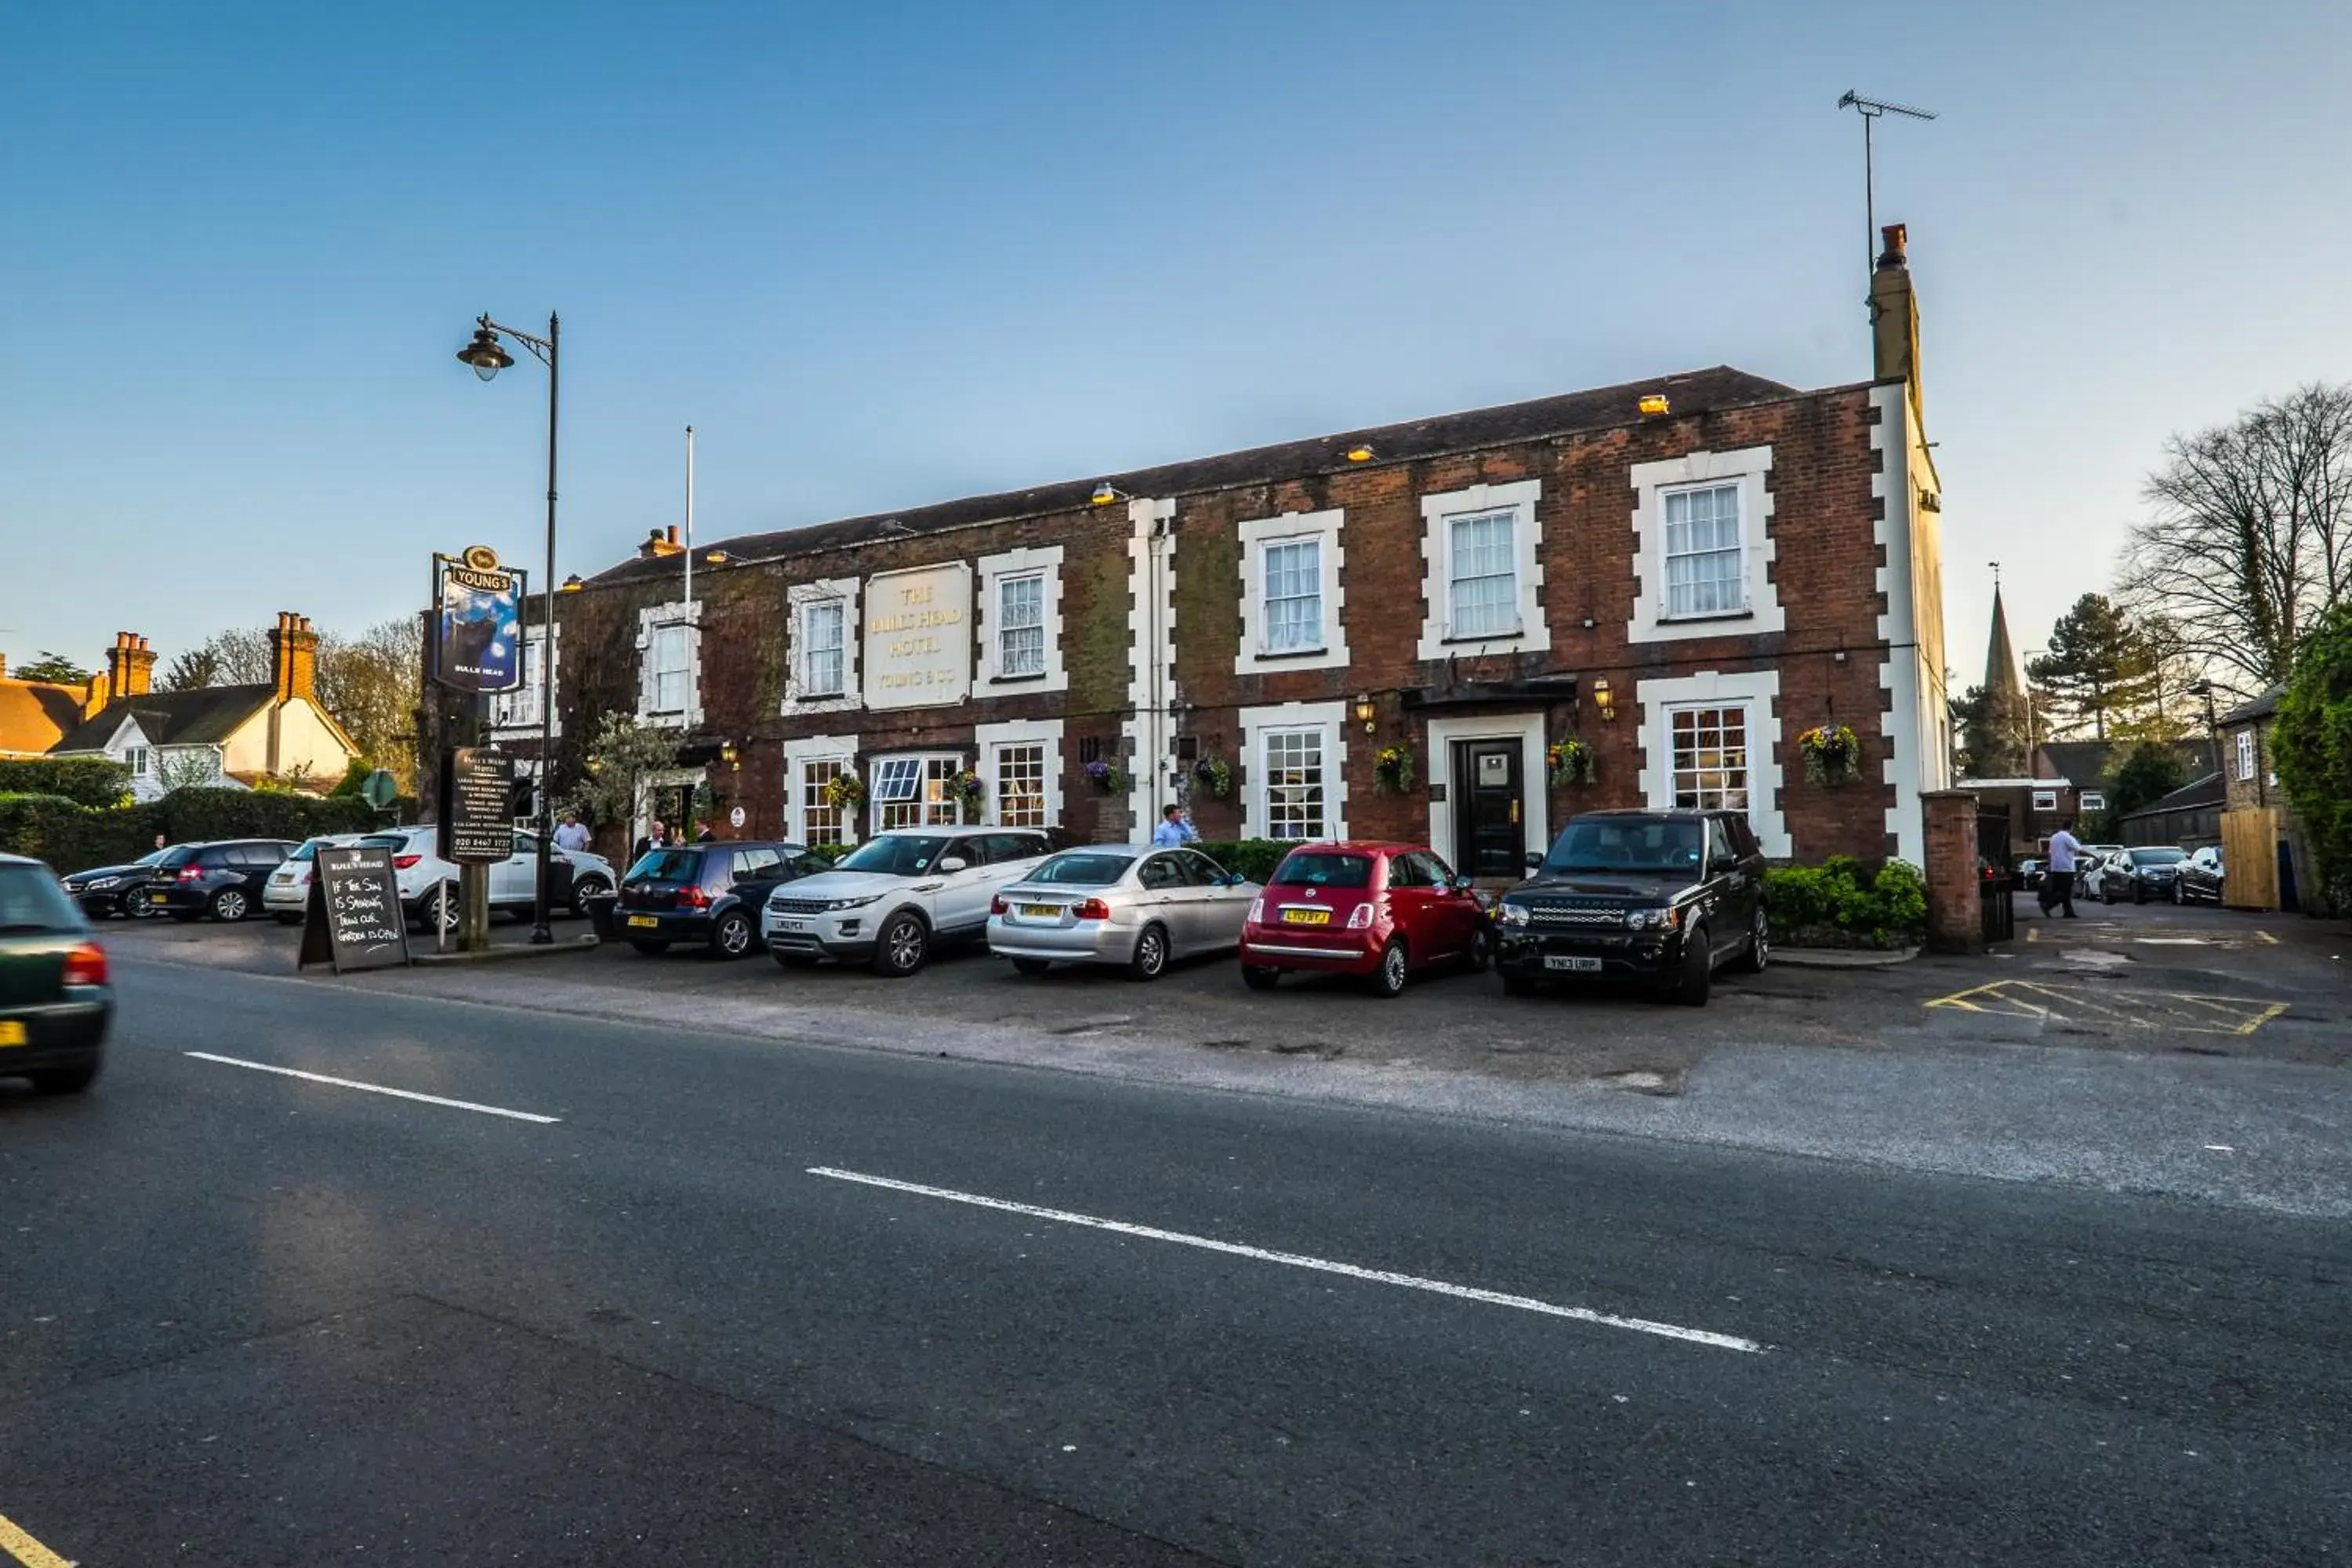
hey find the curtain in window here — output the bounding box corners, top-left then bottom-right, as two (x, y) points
(1663, 486), (1744, 619)
(1262, 540), (1323, 652)
(999, 575), (1044, 677)
(1448, 510), (1517, 637)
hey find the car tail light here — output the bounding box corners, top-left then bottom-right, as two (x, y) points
(677, 884), (710, 909)
(989, 895), (1007, 916)
(64, 942), (107, 987)
(393, 854), (422, 870)
(1074, 898), (1112, 921)
(176, 866), (205, 883)
(1346, 903), (1376, 930)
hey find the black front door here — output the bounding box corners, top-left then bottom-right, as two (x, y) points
(1454, 741), (1526, 879)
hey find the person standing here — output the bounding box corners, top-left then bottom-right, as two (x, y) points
(554, 812), (591, 854)
(633, 819), (665, 863)
(1152, 804), (1197, 848)
(2042, 821), (2083, 919)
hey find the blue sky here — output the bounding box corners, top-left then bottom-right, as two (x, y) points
(5, 1), (2348, 691)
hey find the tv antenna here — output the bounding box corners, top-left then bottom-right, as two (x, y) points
(1837, 91), (1936, 286)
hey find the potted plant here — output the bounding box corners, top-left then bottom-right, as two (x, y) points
(1192, 753), (1233, 799)
(824, 771), (866, 812)
(946, 769), (985, 815)
(1798, 723), (1863, 785)
(1546, 736), (1597, 787)
(1373, 745), (1417, 796)
(1083, 757), (1128, 793)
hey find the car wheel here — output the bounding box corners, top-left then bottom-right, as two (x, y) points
(419, 883), (459, 935)
(31, 1057), (101, 1095)
(711, 910), (756, 960)
(1501, 974), (1539, 998)
(629, 938), (671, 956)
(1011, 957), (1054, 978)
(872, 912), (929, 978)
(211, 888), (249, 923)
(1671, 927), (1712, 1007)
(1241, 964), (1280, 991)
(122, 896), (156, 920)
(1734, 906), (1769, 974)
(1463, 924), (1494, 974)
(274, 912), (303, 926)
(1127, 923), (1171, 982)
(570, 877), (612, 916)
(1369, 938), (1409, 999)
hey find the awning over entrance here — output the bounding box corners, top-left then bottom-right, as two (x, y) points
(1401, 673), (1579, 710)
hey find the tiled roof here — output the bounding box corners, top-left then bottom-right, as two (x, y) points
(2121, 770), (2225, 819)
(2220, 684), (2285, 725)
(2037, 739), (2217, 789)
(0, 680), (88, 756)
(588, 365), (1803, 585)
(50, 685), (273, 753)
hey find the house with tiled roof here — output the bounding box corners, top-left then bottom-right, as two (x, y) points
(46, 617), (361, 800)
(0, 655), (93, 758)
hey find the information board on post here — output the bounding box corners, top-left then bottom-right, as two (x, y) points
(440, 746), (515, 865)
(298, 844), (412, 973)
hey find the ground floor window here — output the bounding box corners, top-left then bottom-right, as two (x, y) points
(1261, 728), (1328, 840)
(800, 755), (850, 846)
(1668, 705), (1749, 811)
(993, 742), (1047, 828)
(873, 753), (965, 829)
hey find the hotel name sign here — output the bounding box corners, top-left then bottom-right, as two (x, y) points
(863, 563), (973, 710)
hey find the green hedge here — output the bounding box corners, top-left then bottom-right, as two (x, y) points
(1763, 857), (1927, 949)
(0, 787), (392, 874)
(1192, 839), (1294, 884)
(0, 757), (132, 808)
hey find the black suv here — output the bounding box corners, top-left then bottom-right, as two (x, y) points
(615, 840), (829, 959)
(141, 840), (297, 923)
(1492, 808), (1767, 1007)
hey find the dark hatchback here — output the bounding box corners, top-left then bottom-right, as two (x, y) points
(615, 840), (829, 958)
(142, 839), (297, 923)
(0, 855), (111, 1094)
(1493, 808), (1767, 1007)
(62, 847), (171, 919)
(2101, 845), (2188, 904)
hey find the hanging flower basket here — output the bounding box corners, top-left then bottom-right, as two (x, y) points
(1546, 736), (1598, 787)
(824, 771), (866, 811)
(1373, 745), (1417, 796)
(946, 769), (985, 814)
(1083, 757), (1128, 793)
(1192, 753), (1233, 799)
(1798, 723), (1864, 785)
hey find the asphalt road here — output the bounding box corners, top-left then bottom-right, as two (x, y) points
(2, 956), (2348, 1564)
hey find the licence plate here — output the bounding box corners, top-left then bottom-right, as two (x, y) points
(776, 920), (808, 934)
(1544, 955), (1603, 973)
(1281, 908), (1330, 926)
(0, 1021), (24, 1047)
(626, 915), (659, 928)
(150, 892), (170, 905)
(1020, 904), (1062, 918)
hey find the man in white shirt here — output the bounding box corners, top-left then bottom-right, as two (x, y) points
(2042, 822), (2083, 919)
(554, 813), (591, 854)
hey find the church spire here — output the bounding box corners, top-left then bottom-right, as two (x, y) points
(1984, 567), (2022, 695)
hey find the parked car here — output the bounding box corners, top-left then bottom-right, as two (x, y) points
(2015, 857), (2044, 892)
(263, 833), (408, 923)
(0, 854), (111, 1094)
(1234, 842), (1487, 998)
(140, 840), (297, 923)
(762, 826), (1052, 976)
(2103, 845), (2189, 904)
(61, 848), (172, 920)
(2074, 845), (2130, 902)
(988, 843), (1259, 980)
(2179, 844), (2225, 905)
(615, 840), (829, 958)
(1491, 808), (1766, 1007)
(376, 826), (616, 934)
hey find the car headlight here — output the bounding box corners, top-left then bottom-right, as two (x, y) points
(1624, 907), (1682, 931)
(824, 895), (883, 912)
(88, 877), (118, 890)
(1497, 902), (1531, 927)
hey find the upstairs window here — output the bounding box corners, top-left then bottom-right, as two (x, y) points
(1446, 510), (1519, 638)
(1263, 539), (1323, 653)
(802, 600), (845, 697)
(648, 623), (691, 717)
(127, 746), (151, 777)
(1663, 485), (1744, 619)
(2236, 731), (2256, 781)
(998, 574), (1044, 678)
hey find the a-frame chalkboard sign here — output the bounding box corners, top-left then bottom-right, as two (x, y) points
(298, 843), (414, 973)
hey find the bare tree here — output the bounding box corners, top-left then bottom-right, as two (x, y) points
(2124, 383), (2352, 688)
(315, 619), (423, 792)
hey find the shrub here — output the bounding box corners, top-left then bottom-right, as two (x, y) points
(0, 758), (132, 808)
(2274, 601), (2352, 913)
(1192, 838), (1292, 884)
(0, 787), (390, 874)
(1763, 856), (1927, 949)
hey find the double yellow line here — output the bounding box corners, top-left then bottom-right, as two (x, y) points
(0, 1511), (75, 1568)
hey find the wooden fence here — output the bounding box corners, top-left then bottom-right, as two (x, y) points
(2221, 808), (2278, 910)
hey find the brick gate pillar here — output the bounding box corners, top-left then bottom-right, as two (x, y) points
(1920, 789), (1984, 954)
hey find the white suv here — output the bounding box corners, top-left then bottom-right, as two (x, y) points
(376, 825), (618, 933)
(263, 831), (407, 922)
(763, 826), (1051, 976)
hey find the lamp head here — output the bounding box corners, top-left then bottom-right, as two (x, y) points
(457, 325), (514, 381)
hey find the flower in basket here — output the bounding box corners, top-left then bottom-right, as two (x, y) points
(1192, 753), (1233, 798)
(1372, 744), (1417, 795)
(1083, 757), (1128, 793)
(823, 771), (866, 811)
(1797, 722), (1863, 785)
(1546, 736), (1597, 787)
(946, 769), (985, 812)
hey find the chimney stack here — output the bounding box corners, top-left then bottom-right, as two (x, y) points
(637, 527), (684, 559)
(269, 612), (321, 703)
(104, 630), (158, 702)
(129, 634), (154, 697)
(1871, 221), (1922, 418)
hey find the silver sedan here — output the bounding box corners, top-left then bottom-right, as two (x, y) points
(988, 844), (1260, 980)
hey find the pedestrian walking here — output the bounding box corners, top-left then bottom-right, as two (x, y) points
(1151, 804), (1197, 848)
(2042, 821), (2083, 919)
(554, 812), (591, 853)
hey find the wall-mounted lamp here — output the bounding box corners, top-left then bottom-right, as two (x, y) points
(706, 550), (729, 565)
(1353, 692), (1376, 732)
(558, 574), (585, 593)
(720, 740), (740, 771)
(1637, 394), (1671, 416)
(1591, 677), (1617, 722)
(1345, 445), (1375, 463)
(1091, 483), (1131, 506)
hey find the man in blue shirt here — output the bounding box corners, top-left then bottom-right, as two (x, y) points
(1152, 804), (1197, 848)
(2042, 822), (2083, 919)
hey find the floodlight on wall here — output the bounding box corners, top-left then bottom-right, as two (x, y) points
(1638, 394), (1670, 416)
(1591, 677), (1616, 722)
(1091, 483), (1130, 506)
(1345, 445), (1375, 463)
(559, 574), (584, 593)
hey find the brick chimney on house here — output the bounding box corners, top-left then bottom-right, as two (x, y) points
(103, 632), (156, 702)
(269, 612), (320, 703)
(1871, 222), (1922, 418)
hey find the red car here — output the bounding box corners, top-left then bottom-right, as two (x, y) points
(1236, 842), (1489, 997)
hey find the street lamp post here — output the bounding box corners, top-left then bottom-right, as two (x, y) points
(456, 310), (560, 945)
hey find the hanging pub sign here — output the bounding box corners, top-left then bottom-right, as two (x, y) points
(431, 545), (526, 694)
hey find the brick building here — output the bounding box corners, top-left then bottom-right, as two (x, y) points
(517, 226), (1951, 872)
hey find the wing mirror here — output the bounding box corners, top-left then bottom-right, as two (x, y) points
(937, 855), (969, 873)
(1524, 851), (1544, 871)
(1454, 873), (1477, 892)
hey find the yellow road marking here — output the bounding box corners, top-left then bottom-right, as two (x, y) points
(2257, 930), (2280, 945)
(0, 1511), (76, 1568)
(1922, 979), (2288, 1036)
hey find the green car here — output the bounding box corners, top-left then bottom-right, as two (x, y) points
(0, 854), (112, 1095)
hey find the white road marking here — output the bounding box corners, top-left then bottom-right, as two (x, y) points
(184, 1052), (561, 1124)
(807, 1166), (1762, 1353)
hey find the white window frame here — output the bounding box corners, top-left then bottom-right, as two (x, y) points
(1416, 479), (1548, 659)
(975, 717), (1064, 831)
(785, 578), (862, 716)
(2236, 730), (2256, 781)
(997, 573), (1045, 677)
(1236, 510), (1348, 674)
(784, 734), (858, 848)
(2032, 789), (2059, 813)
(2078, 790), (2105, 813)
(1627, 447), (1783, 644)
(126, 746), (151, 777)
(977, 545), (1066, 693)
(869, 751), (967, 829)
(1664, 703), (1753, 813)
(803, 601), (845, 697)
(1236, 700), (1348, 841)
(1633, 670), (1789, 857)
(636, 601), (702, 728)
(490, 625), (561, 739)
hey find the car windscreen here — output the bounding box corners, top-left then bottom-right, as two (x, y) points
(0, 866), (84, 934)
(1545, 818), (1704, 874)
(1026, 851), (1135, 887)
(1270, 852), (1374, 889)
(288, 840), (336, 862)
(2131, 848), (2187, 865)
(830, 836), (951, 877)
(136, 848), (169, 866)
(626, 849), (704, 882)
